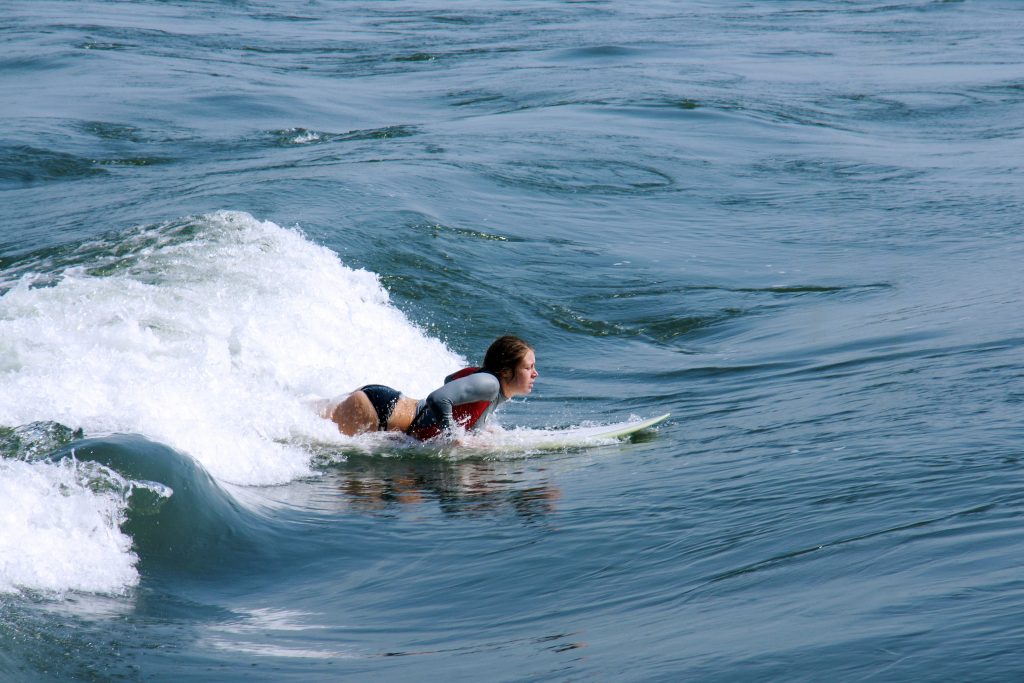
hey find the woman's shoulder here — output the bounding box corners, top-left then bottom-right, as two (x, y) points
(444, 366), (487, 384)
(447, 369), (501, 399)
(456, 369), (500, 390)
(429, 368), (500, 403)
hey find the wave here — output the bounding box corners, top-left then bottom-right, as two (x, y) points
(0, 210), (469, 594)
(0, 211), (463, 486)
(0, 425), (289, 597)
(54, 433), (273, 573)
(0, 427), (142, 595)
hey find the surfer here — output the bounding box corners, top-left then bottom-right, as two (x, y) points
(321, 335), (537, 440)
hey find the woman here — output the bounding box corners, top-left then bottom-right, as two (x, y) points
(324, 335), (537, 440)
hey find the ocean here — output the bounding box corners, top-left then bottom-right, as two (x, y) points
(2, 0), (1023, 680)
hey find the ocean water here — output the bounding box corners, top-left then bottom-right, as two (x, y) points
(2, 0), (1023, 680)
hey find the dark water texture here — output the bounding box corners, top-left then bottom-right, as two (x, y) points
(2, 0), (1024, 680)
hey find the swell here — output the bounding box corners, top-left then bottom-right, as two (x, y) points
(50, 434), (276, 575)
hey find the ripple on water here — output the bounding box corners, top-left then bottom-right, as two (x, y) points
(534, 281), (891, 347)
(751, 157), (925, 184)
(486, 159), (673, 195)
(0, 145), (106, 188)
(78, 121), (148, 142)
(547, 45), (648, 61)
(269, 125), (420, 147)
(447, 89), (515, 108)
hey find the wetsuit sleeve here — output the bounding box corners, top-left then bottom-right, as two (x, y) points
(424, 372), (501, 433)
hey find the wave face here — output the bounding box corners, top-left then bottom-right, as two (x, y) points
(0, 211), (462, 491)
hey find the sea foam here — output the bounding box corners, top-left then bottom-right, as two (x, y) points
(0, 210), (464, 593)
(0, 211), (463, 484)
(0, 458), (139, 595)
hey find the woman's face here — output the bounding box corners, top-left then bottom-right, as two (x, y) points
(502, 349), (538, 397)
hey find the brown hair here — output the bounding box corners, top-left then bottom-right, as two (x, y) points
(482, 335), (533, 380)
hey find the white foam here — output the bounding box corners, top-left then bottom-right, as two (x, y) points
(0, 210), (463, 486)
(291, 130), (322, 144)
(0, 458), (138, 595)
(0, 210), (467, 594)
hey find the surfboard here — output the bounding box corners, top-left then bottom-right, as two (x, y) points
(475, 413), (671, 451)
(334, 409), (670, 454)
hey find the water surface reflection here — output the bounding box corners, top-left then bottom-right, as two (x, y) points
(334, 454), (562, 520)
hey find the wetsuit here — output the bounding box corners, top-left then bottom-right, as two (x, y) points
(406, 368), (507, 440)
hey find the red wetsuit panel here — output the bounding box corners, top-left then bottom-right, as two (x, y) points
(407, 367), (495, 440)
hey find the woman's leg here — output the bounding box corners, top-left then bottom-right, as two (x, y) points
(331, 391), (379, 435)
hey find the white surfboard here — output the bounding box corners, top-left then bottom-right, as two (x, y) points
(469, 413), (671, 451)
(330, 409), (670, 454)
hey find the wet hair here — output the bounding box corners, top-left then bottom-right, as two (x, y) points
(482, 335), (533, 379)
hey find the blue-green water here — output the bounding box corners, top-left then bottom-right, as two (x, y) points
(2, 0), (1024, 680)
